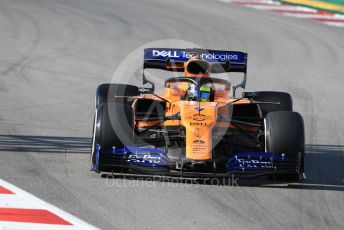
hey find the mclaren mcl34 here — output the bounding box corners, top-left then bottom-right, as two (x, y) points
(91, 48), (305, 181)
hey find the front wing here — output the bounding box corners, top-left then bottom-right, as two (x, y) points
(91, 145), (300, 178)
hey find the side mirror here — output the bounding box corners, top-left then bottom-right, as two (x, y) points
(242, 91), (257, 99)
(139, 87), (154, 94)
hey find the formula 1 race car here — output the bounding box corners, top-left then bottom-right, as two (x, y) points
(91, 48), (305, 181)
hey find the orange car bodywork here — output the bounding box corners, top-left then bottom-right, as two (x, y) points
(134, 58), (258, 161)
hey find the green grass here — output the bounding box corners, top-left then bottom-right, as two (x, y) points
(321, 0), (344, 6)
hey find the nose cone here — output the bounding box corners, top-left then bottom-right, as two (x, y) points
(179, 101), (217, 160)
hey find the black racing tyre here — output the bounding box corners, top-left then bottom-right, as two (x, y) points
(253, 91), (293, 117)
(91, 102), (134, 172)
(265, 111), (305, 181)
(95, 83), (139, 107)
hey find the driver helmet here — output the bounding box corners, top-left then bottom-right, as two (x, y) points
(199, 84), (212, 102)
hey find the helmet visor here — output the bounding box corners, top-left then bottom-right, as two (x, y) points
(200, 91), (210, 100)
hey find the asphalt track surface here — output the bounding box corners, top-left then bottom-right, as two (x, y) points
(0, 0), (343, 229)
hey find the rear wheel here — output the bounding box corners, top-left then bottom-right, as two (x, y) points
(264, 111), (305, 181)
(91, 102), (134, 172)
(251, 91), (293, 116)
(95, 83), (139, 107)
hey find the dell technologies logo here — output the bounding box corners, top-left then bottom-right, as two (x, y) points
(152, 49), (239, 62)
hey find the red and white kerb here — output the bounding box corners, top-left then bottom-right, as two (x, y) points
(220, 0), (344, 27)
(0, 179), (98, 230)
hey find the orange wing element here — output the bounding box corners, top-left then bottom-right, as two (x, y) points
(164, 87), (186, 101)
(179, 101), (217, 160)
(214, 88), (230, 102)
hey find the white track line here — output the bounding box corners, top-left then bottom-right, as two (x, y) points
(283, 13), (344, 19)
(322, 21), (344, 27)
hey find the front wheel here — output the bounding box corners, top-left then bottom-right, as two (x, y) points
(265, 111), (305, 181)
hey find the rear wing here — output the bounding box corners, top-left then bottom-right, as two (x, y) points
(143, 48), (248, 96)
(143, 48), (247, 73)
